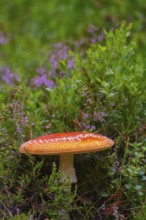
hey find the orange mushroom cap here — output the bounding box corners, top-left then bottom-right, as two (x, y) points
(19, 132), (114, 155)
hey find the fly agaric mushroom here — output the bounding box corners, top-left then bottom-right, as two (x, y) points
(19, 132), (114, 183)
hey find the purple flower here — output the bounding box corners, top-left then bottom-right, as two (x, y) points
(33, 74), (54, 88)
(24, 116), (29, 123)
(93, 111), (106, 122)
(36, 67), (46, 75)
(90, 125), (96, 130)
(87, 24), (99, 34)
(49, 43), (69, 70)
(67, 58), (74, 69)
(82, 122), (96, 131)
(86, 98), (93, 104)
(97, 33), (105, 42)
(85, 125), (91, 129)
(16, 127), (23, 134)
(83, 113), (89, 119)
(76, 24), (105, 48)
(0, 32), (8, 45)
(8, 100), (31, 139)
(50, 58), (58, 69)
(0, 67), (20, 86)
(49, 43), (74, 75)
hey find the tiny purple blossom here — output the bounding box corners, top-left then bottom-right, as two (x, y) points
(86, 125), (91, 129)
(50, 59), (58, 69)
(83, 113), (89, 119)
(67, 58), (74, 69)
(0, 67), (20, 86)
(36, 67), (46, 75)
(93, 111), (106, 122)
(33, 74), (54, 88)
(24, 116), (29, 123)
(49, 43), (74, 73)
(87, 24), (99, 33)
(82, 124), (96, 131)
(90, 125), (96, 130)
(16, 127), (23, 133)
(86, 98), (93, 104)
(97, 33), (105, 42)
(49, 43), (69, 69)
(0, 32), (8, 45)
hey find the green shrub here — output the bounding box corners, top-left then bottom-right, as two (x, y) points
(74, 22), (146, 137)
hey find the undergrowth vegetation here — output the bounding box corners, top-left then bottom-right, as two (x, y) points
(0, 1), (146, 219)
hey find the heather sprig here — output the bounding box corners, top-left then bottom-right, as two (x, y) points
(0, 88), (34, 144)
(0, 67), (20, 86)
(49, 43), (74, 77)
(0, 31), (8, 45)
(32, 73), (54, 88)
(87, 24), (105, 44)
(32, 43), (74, 88)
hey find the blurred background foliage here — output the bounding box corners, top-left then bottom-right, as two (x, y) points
(0, 0), (146, 69)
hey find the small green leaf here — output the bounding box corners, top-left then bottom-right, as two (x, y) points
(134, 185), (142, 190)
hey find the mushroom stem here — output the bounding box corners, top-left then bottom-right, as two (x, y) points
(59, 154), (77, 183)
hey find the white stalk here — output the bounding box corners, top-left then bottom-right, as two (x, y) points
(59, 154), (77, 183)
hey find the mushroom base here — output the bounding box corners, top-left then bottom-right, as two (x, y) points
(59, 154), (77, 184)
